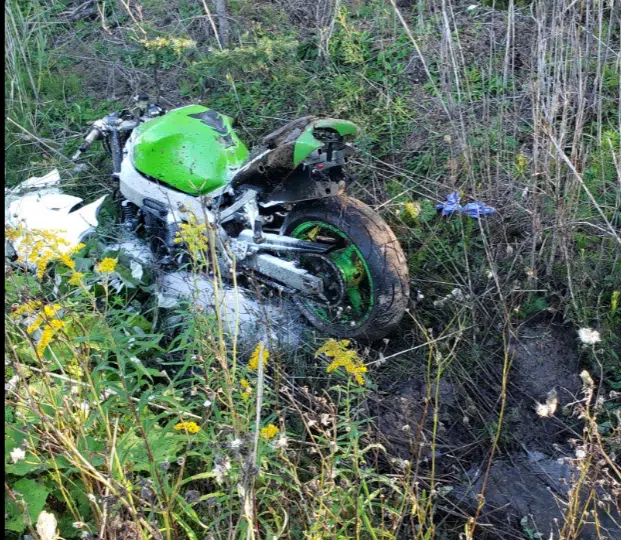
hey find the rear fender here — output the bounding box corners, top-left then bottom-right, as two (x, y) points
(293, 119), (359, 167)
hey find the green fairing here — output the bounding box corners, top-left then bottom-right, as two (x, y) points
(293, 118), (359, 167)
(131, 105), (249, 195)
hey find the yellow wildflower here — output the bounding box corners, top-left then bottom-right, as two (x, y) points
(68, 272), (85, 285)
(174, 214), (209, 255)
(248, 342), (269, 371)
(5, 225), (22, 242)
(11, 300), (43, 318)
(36, 326), (54, 356)
(260, 424), (280, 440)
(7, 226), (81, 279)
(316, 339), (367, 385)
(48, 319), (65, 331)
(240, 378), (252, 400)
(174, 421), (201, 434)
(59, 253), (76, 270)
(404, 202), (421, 221)
(95, 258), (117, 273)
(25, 304), (62, 334)
(26, 317), (44, 334)
(43, 304), (62, 318)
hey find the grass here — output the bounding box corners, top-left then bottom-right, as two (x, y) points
(4, 0), (621, 538)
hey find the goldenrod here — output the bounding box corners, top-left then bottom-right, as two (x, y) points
(95, 258), (117, 273)
(240, 378), (252, 400)
(68, 272), (85, 285)
(36, 326), (54, 356)
(248, 342), (269, 371)
(316, 338), (367, 385)
(174, 421), (201, 434)
(260, 424), (280, 440)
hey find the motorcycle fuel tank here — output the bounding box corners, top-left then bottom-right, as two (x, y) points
(131, 105), (249, 195)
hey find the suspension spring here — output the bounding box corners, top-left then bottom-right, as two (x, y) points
(121, 200), (139, 230)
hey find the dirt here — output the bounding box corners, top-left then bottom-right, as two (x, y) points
(368, 376), (472, 466)
(452, 451), (621, 539)
(368, 320), (615, 538)
(506, 322), (583, 453)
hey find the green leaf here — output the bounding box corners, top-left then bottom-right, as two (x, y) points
(173, 514), (199, 540)
(117, 426), (186, 472)
(6, 478), (49, 532)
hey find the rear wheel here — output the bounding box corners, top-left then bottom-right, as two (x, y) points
(283, 196), (409, 342)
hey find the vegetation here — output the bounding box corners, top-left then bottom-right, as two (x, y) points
(5, 0), (620, 539)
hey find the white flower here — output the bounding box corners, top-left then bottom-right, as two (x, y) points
(36, 511), (58, 540)
(578, 328), (601, 345)
(230, 438), (243, 450)
(212, 456), (231, 485)
(486, 270), (494, 279)
(72, 522), (85, 529)
(575, 447), (586, 459)
(535, 389), (558, 418)
(10, 447), (26, 463)
(273, 436), (289, 449)
(77, 401), (90, 416)
(203, 399), (212, 408)
(6, 374), (19, 392)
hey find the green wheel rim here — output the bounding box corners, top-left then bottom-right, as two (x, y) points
(291, 221), (375, 328)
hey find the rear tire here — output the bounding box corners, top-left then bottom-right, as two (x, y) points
(283, 195), (410, 342)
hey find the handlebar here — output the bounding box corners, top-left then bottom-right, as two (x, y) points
(71, 127), (102, 161)
(70, 102), (163, 162)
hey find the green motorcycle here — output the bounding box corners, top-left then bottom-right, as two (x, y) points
(73, 96), (409, 341)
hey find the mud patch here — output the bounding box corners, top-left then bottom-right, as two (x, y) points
(506, 322), (582, 452)
(452, 451), (621, 540)
(369, 377), (469, 464)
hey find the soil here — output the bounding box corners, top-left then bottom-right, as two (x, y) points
(452, 452), (621, 539)
(506, 322), (583, 453)
(368, 319), (617, 538)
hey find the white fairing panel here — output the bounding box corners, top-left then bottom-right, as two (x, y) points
(119, 133), (219, 224)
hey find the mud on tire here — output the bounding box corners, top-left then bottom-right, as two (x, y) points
(283, 195), (410, 342)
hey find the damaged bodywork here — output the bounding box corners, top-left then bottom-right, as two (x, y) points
(65, 96), (409, 341)
(5, 169), (106, 261)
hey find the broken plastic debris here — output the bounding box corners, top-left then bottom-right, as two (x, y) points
(157, 293), (179, 309)
(130, 260), (144, 281)
(436, 191), (496, 218)
(6, 169), (107, 260)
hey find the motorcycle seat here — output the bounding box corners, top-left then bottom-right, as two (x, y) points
(261, 116), (314, 147)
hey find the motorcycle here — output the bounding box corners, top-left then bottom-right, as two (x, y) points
(72, 96), (409, 341)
